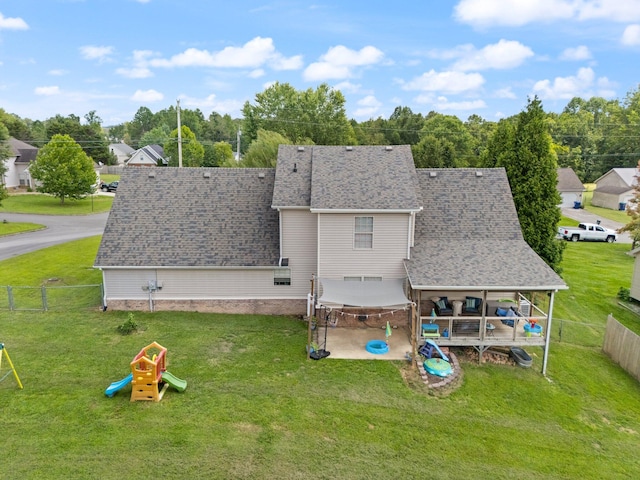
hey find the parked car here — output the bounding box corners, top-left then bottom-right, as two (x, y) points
(100, 181), (118, 193)
(557, 222), (617, 243)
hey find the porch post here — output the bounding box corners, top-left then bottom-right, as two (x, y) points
(411, 302), (417, 370)
(542, 290), (556, 375)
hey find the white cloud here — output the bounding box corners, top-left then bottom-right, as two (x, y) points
(131, 89), (163, 102)
(532, 67), (615, 99)
(622, 24), (640, 45)
(303, 45), (384, 81)
(450, 39), (534, 71)
(333, 81), (365, 94)
(560, 45), (592, 60)
(149, 37), (301, 70)
(494, 87), (517, 99)
(249, 69), (265, 78)
(178, 94), (244, 115)
(79, 45), (114, 62)
(48, 69), (67, 76)
(116, 67), (153, 79)
(433, 96), (487, 111)
(401, 70), (485, 94)
(35, 86), (61, 96)
(454, 0), (640, 27)
(353, 95), (382, 118)
(0, 12), (28, 30)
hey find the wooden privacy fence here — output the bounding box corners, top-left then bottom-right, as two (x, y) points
(603, 314), (640, 382)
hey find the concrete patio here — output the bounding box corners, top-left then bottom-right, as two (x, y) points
(313, 325), (413, 360)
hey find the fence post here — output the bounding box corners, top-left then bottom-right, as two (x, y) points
(41, 286), (48, 311)
(558, 318), (563, 342)
(7, 285), (14, 311)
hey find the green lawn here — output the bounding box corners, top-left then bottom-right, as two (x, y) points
(0, 221), (44, 236)
(0, 192), (113, 215)
(1, 237), (640, 478)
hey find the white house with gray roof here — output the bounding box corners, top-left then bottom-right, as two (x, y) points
(1, 138), (38, 189)
(95, 145), (566, 370)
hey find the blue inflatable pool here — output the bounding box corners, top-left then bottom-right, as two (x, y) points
(366, 340), (389, 354)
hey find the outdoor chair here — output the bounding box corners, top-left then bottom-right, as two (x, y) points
(462, 296), (482, 315)
(433, 297), (453, 316)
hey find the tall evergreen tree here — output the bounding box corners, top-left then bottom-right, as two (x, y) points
(492, 97), (564, 272)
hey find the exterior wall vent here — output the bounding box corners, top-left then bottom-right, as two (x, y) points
(476, 171), (483, 177)
(258, 172), (266, 179)
(385, 146), (393, 151)
(429, 171), (437, 178)
(297, 146), (305, 152)
(346, 146), (353, 151)
(148, 171), (156, 178)
(203, 171), (211, 178)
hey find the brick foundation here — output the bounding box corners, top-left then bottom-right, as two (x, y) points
(106, 298), (307, 316)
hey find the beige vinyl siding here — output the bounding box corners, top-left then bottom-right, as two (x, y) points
(318, 213), (410, 279)
(103, 268), (305, 300)
(280, 209), (318, 293)
(630, 257), (640, 302)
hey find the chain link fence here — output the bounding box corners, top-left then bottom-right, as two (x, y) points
(552, 318), (606, 348)
(0, 284), (104, 311)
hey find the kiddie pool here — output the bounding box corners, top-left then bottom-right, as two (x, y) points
(366, 340), (389, 355)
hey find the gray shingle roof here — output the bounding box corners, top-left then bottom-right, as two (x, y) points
(557, 167), (584, 192)
(405, 168), (566, 290)
(272, 145), (420, 210)
(95, 167), (280, 267)
(8, 137), (38, 163)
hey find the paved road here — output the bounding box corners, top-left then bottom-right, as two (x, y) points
(0, 212), (109, 261)
(561, 207), (632, 243)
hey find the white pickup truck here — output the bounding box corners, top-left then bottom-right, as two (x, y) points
(557, 222), (618, 243)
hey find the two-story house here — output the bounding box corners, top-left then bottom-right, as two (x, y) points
(95, 145), (566, 370)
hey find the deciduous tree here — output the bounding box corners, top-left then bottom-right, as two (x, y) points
(29, 134), (97, 204)
(164, 126), (204, 167)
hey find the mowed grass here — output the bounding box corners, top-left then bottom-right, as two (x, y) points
(0, 192), (113, 215)
(0, 221), (44, 236)
(1, 237), (640, 478)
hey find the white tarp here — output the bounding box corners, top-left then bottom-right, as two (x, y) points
(317, 278), (411, 307)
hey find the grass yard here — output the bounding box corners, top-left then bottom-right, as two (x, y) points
(1, 239), (640, 478)
(0, 192), (113, 215)
(0, 221), (44, 236)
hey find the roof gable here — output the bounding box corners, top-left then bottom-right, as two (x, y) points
(95, 167), (279, 267)
(8, 137), (38, 163)
(557, 167), (584, 192)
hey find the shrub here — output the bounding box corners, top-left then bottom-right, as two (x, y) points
(116, 312), (138, 335)
(617, 287), (631, 302)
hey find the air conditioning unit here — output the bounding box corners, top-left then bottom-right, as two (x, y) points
(519, 299), (531, 316)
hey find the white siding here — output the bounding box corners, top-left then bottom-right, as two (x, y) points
(631, 257), (640, 302)
(318, 213), (410, 279)
(281, 209), (317, 295)
(103, 268), (304, 300)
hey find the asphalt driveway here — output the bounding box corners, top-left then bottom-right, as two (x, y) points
(561, 207), (632, 243)
(0, 212), (109, 261)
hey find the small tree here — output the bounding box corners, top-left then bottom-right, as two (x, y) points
(619, 160), (640, 249)
(164, 126), (204, 167)
(29, 134), (97, 204)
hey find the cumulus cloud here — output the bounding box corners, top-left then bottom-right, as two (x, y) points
(622, 24), (640, 45)
(178, 94), (244, 115)
(560, 45), (592, 60)
(0, 12), (28, 30)
(401, 70), (485, 94)
(353, 95), (382, 118)
(149, 37), (302, 70)
(303, 45), (384, 81)
(131, 89), (163, 102)
(35, 86), (61, 96)
(454, 0), (640, 27)
(448, 39), (534, 71)
(79, 45), (114, 62)
(532, 67), (615, 99)
(494, 87), (517, 99)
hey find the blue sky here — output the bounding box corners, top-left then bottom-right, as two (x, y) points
(1, 0), (640, 126)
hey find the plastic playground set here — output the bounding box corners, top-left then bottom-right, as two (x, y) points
(105, 341), (187, 402)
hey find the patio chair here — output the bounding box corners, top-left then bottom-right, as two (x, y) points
(433, 297), (453, 316)
(462, 296), (482, 315)
(496, 306), (521, 327)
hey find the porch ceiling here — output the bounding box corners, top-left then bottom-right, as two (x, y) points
(405, 239), (567, 291)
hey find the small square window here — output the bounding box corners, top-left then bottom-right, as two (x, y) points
(274, 268), (291, 286)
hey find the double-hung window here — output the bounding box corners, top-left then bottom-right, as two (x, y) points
(354, 216), (373, 249)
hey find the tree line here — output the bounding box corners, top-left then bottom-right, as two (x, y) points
(2, 82), (640, 181)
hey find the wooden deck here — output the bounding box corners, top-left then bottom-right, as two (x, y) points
(418, 315), (547, 349)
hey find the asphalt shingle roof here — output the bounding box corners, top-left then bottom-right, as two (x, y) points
(8, 137), (38, 163)
(273, 145), (420, 210)
(404, 168), (567, 290)
(95, 167), (280, 267)
(557, 167), (584, 192)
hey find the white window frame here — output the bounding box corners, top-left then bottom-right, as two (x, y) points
(273, 268), (291, 286)
(343, 275), (383, 282)
(354, 216), (373, 249)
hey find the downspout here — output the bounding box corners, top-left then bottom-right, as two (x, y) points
(542, 290), (556, 376)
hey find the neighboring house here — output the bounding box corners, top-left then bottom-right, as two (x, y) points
(557, 167), (585, 208)
(126, 144), (167, 167)
(95, 145), (567, 370)
(109, 143), (135, 166)
(592, 168), (638, 210)
(1, 138), (38, 189)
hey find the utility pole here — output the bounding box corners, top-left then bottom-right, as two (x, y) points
(236, 129), (241, 161)
(177, 99), (183, 168)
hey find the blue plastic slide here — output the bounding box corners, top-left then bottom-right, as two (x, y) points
(105, 373), (133, 397)
(425, 340), (449, 362)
